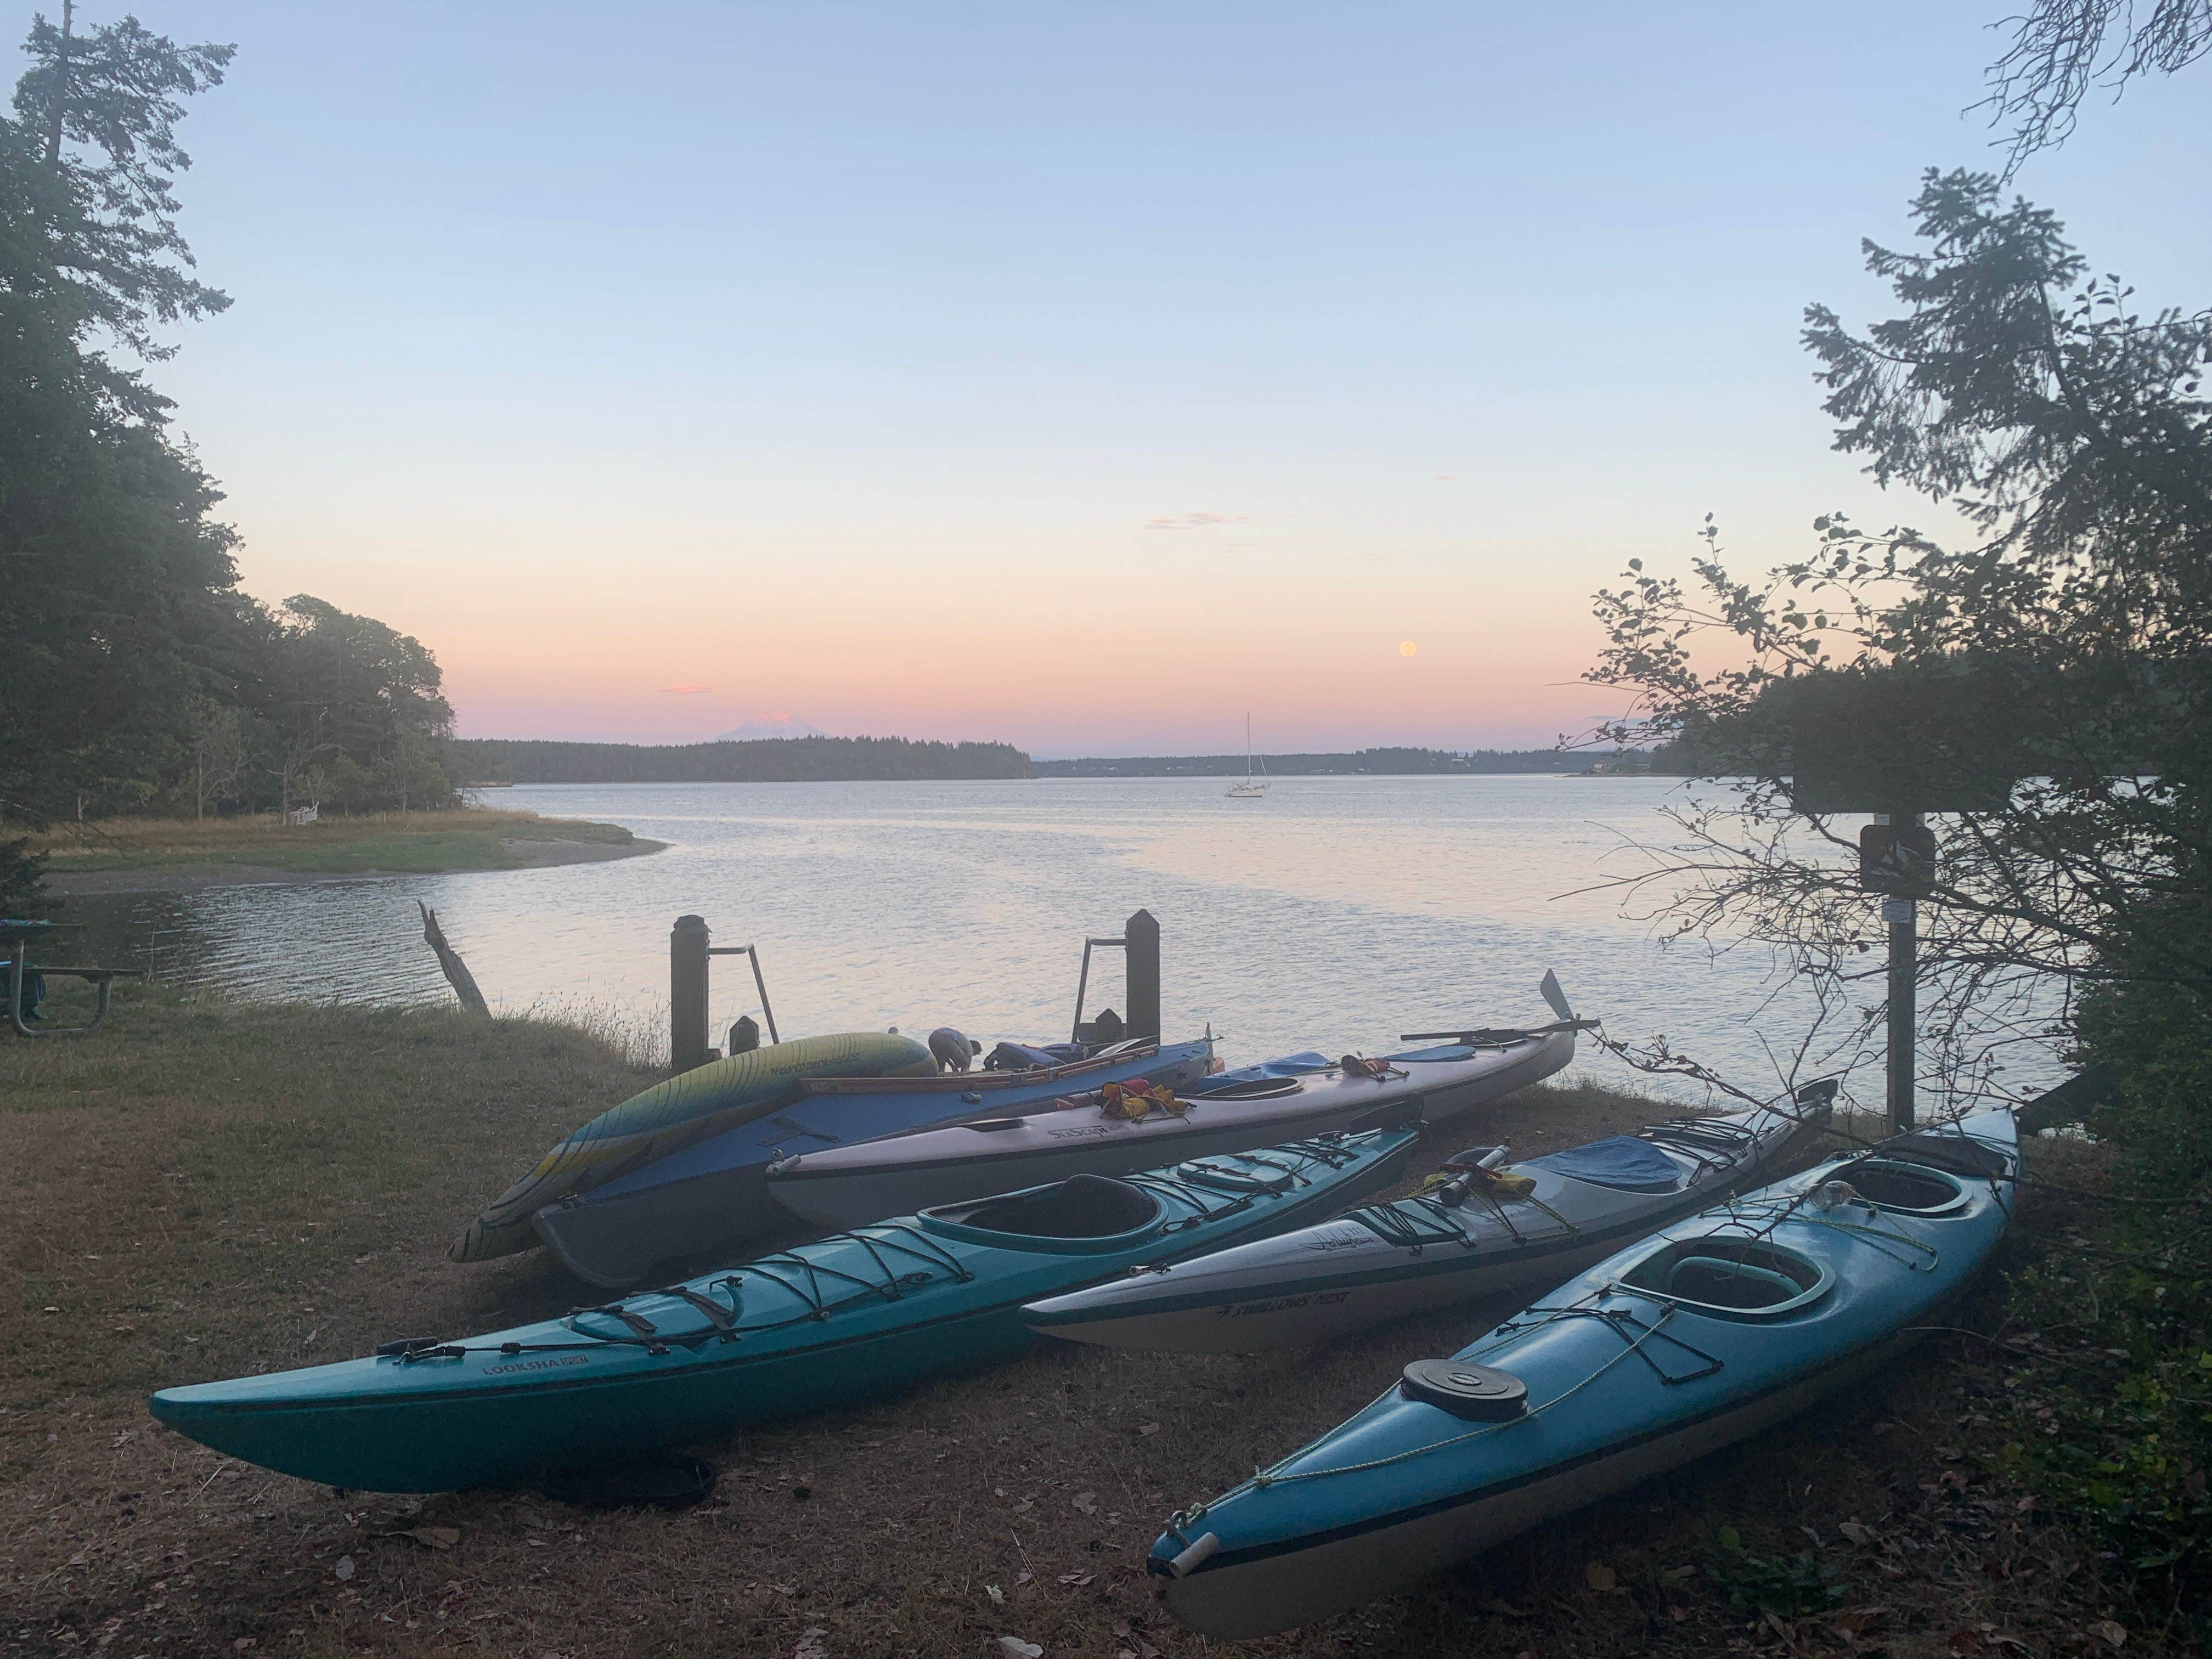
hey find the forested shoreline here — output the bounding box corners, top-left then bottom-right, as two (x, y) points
(447, 736), (1033, 785)
(1032, 746), (1600, 777)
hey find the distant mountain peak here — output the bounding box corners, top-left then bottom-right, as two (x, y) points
(715, 713), (827, 742)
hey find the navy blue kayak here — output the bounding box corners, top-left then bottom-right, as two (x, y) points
(150, 1125), (1416, 1493)
(1148, 1109), (2019, 1637)
(533, 1037), (1215, 1286)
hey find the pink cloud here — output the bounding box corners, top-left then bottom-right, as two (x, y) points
(659, 684), (713, 695)
(1144, 511), (1247, 531)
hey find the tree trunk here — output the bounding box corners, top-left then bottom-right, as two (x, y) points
(44, 1), (73, 166)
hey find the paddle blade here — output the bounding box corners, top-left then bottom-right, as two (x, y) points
(1539, 970), (1573, 1023)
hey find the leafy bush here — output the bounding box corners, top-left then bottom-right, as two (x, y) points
(2002, 965), (2212, 1632)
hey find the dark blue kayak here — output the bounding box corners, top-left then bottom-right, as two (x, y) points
(534, 1037), (1215, 1286)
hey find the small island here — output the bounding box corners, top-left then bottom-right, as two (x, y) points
(29, 808), (662, 895)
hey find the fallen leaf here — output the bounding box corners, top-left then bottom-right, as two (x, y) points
(2091, 1621), (2128, 1650)
(1584, 1561), (1620, 1594)
(1483, 1596), (1531, 1617)
(1947, 1629), (1983, 1655)
(1072, 1491), (1097, 1515)
(1936, 1444), (1963, 1462)
(333, 1556), (354, 1582)
(1135, 1423), (1160, 1437)
(1838, 1520), (1880, 1547)
(1057, 1571), (1093, 1586)
(793, 1628), (829, 1659)
(390, 1526), (459, 1550)
(1835, 1607), (1891, 1634)
(1668, 1605), (1689, 1623)
(1015, 1570), (1034, 1587)
(997, 1640), (1043, 1659)
(986, 1585), (1003, 1605)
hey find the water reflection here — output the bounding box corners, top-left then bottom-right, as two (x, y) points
(54, 776), (2034, 1104)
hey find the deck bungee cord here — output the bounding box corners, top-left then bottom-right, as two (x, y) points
(1691, 1188), (1944, 1272)
(1128, 1133), (1375, 1233)
(1335, 1096), (1815, 1260)
(386, 1222), (981, 1363)
(1344, 1194), (1489, 1251)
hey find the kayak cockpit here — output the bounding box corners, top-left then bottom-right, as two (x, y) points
(922, 1173), (1165, 1251)
(1620, 1236), (1833, 1319)
(1834, 1157), (1972, 1216)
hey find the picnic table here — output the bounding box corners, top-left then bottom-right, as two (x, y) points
(2, 918), (139, 1037)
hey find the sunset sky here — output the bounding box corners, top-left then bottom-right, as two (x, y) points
(145, 2), (2210, 756)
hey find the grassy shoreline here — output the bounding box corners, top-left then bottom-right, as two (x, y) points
(0, 987), (2162, 1656)
(23, 807), (657, 884)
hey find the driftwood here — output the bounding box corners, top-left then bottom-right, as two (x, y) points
(418, 901), (489, 1016)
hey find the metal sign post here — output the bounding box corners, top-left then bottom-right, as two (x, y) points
(1882, 890), (1917, 1131)
(1860, 811), (1930, 1132)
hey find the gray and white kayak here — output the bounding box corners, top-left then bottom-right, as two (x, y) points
(1021, 1081), (1836, 1353)
(766, 996), (1581, 1233)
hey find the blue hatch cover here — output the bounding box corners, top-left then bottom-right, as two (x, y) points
(1521, 1135), (1683, 1192)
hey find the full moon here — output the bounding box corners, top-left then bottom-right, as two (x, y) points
(1399, 640), (1417, 657)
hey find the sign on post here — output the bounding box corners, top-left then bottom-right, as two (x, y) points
(1859, 822), (1937, 898)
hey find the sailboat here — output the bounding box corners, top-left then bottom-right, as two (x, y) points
(1227, 714), (1269, 798)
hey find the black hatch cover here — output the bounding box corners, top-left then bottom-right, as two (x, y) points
(1400, 1358), (1529, 1420)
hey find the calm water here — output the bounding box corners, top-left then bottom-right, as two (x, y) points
(59, 776), (1962, 1105)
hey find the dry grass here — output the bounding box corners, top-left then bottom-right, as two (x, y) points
(24, 809), (637, 878)
(0, 990), (2153, 1657)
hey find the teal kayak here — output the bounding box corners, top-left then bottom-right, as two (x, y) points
(150, 1126), (1419, 1493)
(1148, 1109), (2019, 1638)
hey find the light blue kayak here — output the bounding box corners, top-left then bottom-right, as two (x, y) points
(533, 1037), (1216, 1286)
(150, 1124), (1416, 1493)
(1148, 1109), (2019, 1638)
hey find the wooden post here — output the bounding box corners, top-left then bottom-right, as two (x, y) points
(671, 914), (712, 1074)
(1125, 907), (1160, 1043)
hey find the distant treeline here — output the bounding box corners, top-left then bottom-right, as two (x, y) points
(447, 736), (1035, 785)
(1034, 747), (1620, 778)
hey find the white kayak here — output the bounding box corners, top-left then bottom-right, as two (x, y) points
(766, 1020), (1579, 1234)
(1022, 1082), (1836, 1353)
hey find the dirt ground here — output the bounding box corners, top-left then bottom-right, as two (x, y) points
(1, 988), (2151, 1657)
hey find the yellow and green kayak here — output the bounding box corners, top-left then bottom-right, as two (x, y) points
(450, 1032), (933, 1262)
